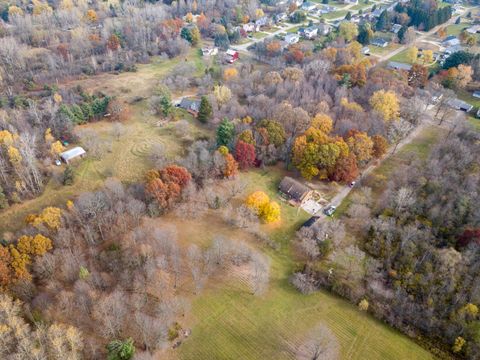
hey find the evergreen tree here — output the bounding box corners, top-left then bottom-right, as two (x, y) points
(107, 338), (135, 360)
(62, 166), (75, 186)
(180, 27), (193, 43)
(397, 25), (407, 43)
(357, 24), (371, 45)
(198, 96), (212, 123)
(216, 118), (235, 147)
(376, 10), (389, 31)
(345, 11), (352, 20)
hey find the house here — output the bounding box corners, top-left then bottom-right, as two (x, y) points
(255, 16), (271, 29)
(387, 61), (412, 71)
(301, 1), (317, 12)
(285, 33), (300, 44)
(303, 26), (318, 39)
(279, 176), (314, 204)
(442, 35), (460, 47)
(477, 108), (480, 118)
(319, 5), (335, 14)
(371, 38), (389, 47)
(467, 25), (480, 34)
(60, 147), (86, 164)
(317, 23), (332, 36)
(225, 49), (239, 63)
(447, 98), (473, 112)
(361, 46), (370, 55)
(275, 12), (288, 22)
(391, 24), (402, 34)
(473, 91), (480, 99)
(178, 98), (201, 116)
(201, 47), (218, 56)
(444, 44), (464, 56)
(346, 0), (358, 4)
(242, 22), (256, 32)
(372, 8), (384, 18)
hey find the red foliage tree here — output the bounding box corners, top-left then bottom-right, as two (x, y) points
(145, 178), (181, 209)
(159, 165), (192, 187)
(329, 153), (359, 183)
(235, 140), (256, 169)
(106, 34), (121, 51)
(458, 228), (480, 248)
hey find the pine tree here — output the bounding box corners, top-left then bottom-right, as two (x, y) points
(216, 118), (235, 147)
(197, 96), (212, 123)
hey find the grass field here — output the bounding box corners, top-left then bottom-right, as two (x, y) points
(321, 10), (349, 20)
(0, 48), (209, 234)
(369, 43), (401, 56)
(172, 166), (433, 360)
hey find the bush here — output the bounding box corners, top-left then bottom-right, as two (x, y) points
(62, 166), (75, 186)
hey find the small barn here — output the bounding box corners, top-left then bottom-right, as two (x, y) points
(178, 98), (201, 116)
(279, 176), (314, 204)
(60, 147), (86, 164)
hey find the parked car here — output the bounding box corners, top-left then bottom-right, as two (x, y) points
(323, 205), (336, 216)
(55, 159), (62, 166)
(349, 181), (356, 188)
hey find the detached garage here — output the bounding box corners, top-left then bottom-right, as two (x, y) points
(60, 147), (86, 164)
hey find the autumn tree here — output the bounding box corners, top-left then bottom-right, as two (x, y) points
(338, 22), (358, 42)
(408, 64), (428, 88)
(107, 99), (130, 122)
(330, 153), (359, 183)
(369, 90), (400, 122)
(213, 85), (232, 106)
(235, 140), (256, 169)
(245, 191), (280, 223)
(145, 165), (191, 209)
(223, 68), (238, 81)
(372, 135), (388, 158)
(257, 119), (286, 147)
(17, 234), (53, 256)
(107, 34), (121, 51)
(406, 46), (418, 64)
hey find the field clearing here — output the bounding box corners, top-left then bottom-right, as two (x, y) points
(0, 49), (210, 234)
(369, 42), (401, 56)
(321, 10), (349, 20)
(174, 169), (433, 360)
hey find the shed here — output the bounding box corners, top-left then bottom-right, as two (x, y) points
(279, 176), (313, 203)
(447, 98), (473, 112)
(285, 33), (300, 44)
(60, 147), (86, 164)
(371, 38), (389, 47)
(442, 35), (460, 47)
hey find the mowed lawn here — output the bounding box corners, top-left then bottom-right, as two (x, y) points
(176, 167), (434, 360)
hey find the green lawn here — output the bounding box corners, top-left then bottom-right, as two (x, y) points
(457, 89), (480, 108)
(370, 42), (401, 56)
(468, 116), (480, 130)
(252, 32), (269, 39)
(446, 22), (471, 36)
(321, 10), (349, 20)
(178, 167), (435, 360)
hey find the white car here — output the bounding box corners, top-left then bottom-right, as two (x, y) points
(55, 159), (62, 166)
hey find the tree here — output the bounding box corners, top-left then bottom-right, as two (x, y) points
(0, 185), (7, 209)
(357, 24), (372, 45)
(213, 85), (232, 106)
(311, 114), (333, 134)
(216, 118), (235, 147)
(423, 49), (434, 64)
(262, 201), (280, 223)
(358, 299), (369, 311)
(345, 130), (373, 163)
(245, 191), (270, 215)
(406, 46), (418, 64)
(223, 153), (238, 178)
(106, 99), (130, 122)
(369, 90), (400, 122)
(372, 135), (388, 158)
(443, 51), (474, 70)
(295, 324), (340, 360)
(408, 64), (428, 88)
(456, 64), (473, 88)
(17, 234), (53, 256)
(86, 9), (97, 22)
(107, 34), (121, 51)
(223, 68), (238, 81)
(376, 10), (389, 31)
(330, 153), (358, 183)
(235, 140), (256, 169)
(257, 119), (286, 147)
(107, 338), (135, 360)
(338, 22), (358, 42)
(198, 96), (212, 123)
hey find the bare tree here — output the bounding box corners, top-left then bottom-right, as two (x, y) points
(295, 324), (340, 360)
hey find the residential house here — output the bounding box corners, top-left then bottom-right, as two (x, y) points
(301, 1), (317, 12)
(361, 46), (370, 55)
(285, 33), (300, 44)
(303, 26), (318, 39)
(279, 176), (315, 204)
(318, 23), (332, 35)
(275, 12), (288, 22)
(467, 25), (480, 34)
(387, 61), (412, 71)
(447, 98), (473, 112)
(60, 147), (86, 164)
(391, 24), (402, 34)
(178, 98), (201, 116)
(442, 35), (460, 47)
(444, 44), (464, 56)
(318, 5), (335, 14)
(225, 49), (239, 63)
(371, 38), (389, 47)
(201, 47), (218, 56)
(242, 22), (256, 32)
(371, 7), (384, 18)
(255, 16), (271, 29)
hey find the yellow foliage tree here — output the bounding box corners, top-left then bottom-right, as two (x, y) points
(50, 141), (65, 156)
(213, 85), (232, 106)
(53, 93), (63, 103)
(185, 12), (193, 23)
(17, 234), (53, 256)
(453, 337), (466, 353)
(32, 0), (53, 15)
(369, 90), (399, 122)
(8, 5), (24, 17)
(8, 146), (22, 166)
(423, 50), (433, 64)
(9, 246), (31, 280)
(459, 303), (479, 317)
(86, 9), (97, 22)
(358, 299), (369, 311)
(0, 130), (15, 147)
(245, 191), (270, 214)
(340, 98), (363, 113)
(406, 46), (418, 64)
(255, 8), (264, 18)
(32, 207), (63, 230)
(223, 68), (238, 80)
(262, 201), (280, 223)
(44, 128), (54, 144)
(66, 200), (75, 211)
(311, 113), (333, 134)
